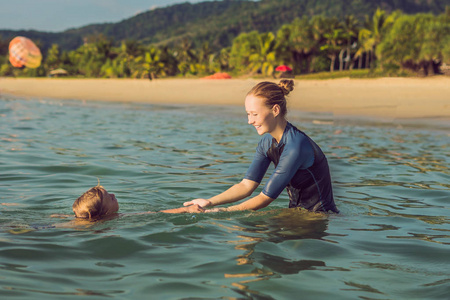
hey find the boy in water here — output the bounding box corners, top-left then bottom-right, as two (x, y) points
(73, 185), (204, 220)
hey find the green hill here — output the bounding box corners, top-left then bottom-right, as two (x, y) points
(1, 0), (447, 53)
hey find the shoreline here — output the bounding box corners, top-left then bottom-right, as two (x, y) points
(1, 77), (449, 121)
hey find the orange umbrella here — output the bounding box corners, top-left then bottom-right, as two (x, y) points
(202, 72), (232, 79)
(9, 36), (42, 68)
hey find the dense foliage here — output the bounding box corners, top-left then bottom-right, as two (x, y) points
(0, 0), (446, 52)
(0, 1), (448, 78)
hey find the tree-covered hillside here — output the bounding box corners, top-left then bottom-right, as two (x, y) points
(2, 5), (448, 79)
(0, 0), (447, 53)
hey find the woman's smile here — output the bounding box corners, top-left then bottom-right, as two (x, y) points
(245, 94), (277, 136)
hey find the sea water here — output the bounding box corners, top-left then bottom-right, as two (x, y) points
(0, 97), (449, 299)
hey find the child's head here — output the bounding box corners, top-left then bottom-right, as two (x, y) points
(72, 186), (119, 219)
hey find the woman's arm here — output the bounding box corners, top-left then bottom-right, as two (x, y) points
(160, 204), (205, 214)
(205, 192), (274, 212)
(184, 179), (259, 208)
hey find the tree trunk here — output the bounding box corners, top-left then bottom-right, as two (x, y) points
(330, 55), (336, 72)
(346, 47), (352, 70)
(350, 53), (358, 70)
(291, 51), (302, 74)
(371, 48), (376, 69)
(339, 49), (345, 71)
(422, 61), (430, 76)
(310, 56), (316, 73)
(366, 51), (370, 69)
(432, 60), (441, 74)
(358, 55), (362, 69)
(305, 54), (313, 74)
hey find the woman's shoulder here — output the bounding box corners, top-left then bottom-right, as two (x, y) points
(258, 133), (274, 147)
(285, 123), (309, 144)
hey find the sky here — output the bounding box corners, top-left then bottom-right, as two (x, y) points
(0, 0), (213, 32)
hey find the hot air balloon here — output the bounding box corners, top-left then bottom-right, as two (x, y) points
(9, 36), (42, 69)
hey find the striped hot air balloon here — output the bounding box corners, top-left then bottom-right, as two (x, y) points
(9, 36), (42, 69)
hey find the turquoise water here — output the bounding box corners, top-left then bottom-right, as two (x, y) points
(0, 97), (449, 299)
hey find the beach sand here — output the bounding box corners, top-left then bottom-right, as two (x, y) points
(1, 77), (449, 120)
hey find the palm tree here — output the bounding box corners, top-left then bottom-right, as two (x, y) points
(340, 15), (359, 70)
(311, 16), (336, 72)
(209, 48), (230, 73)
(113, 40), (143, 77)
(275, 23), (292, 66)
(159, 46), (178, 76)
(377, 13), (449, 76)
(229, 31), (259, 73)
(142, 47), (165, 80)
(176, 38), (198, 76)
(319, 18), (346, 72)
(356, 8), (398, 69)
(71, 43), (101, 77)
(279, 17), (317, 74)
(121, 39), (144, 58)
(45, 44), (61, 70)
(199, 42), (213, 74)
(248, 32), (277, 76)
(419, 14), (449, 75)
(217, 48), (231, 72)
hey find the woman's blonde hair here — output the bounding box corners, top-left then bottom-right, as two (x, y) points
(247, 79), (294, 118)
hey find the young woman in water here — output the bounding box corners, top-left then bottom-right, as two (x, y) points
(184, 80), (339, 213)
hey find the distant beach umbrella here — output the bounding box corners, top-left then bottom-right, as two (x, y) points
(49, 68), (68, 77)
(275, 65), (292, 72)
(202, 72), (232, 79)
(9, 36), (42, 69)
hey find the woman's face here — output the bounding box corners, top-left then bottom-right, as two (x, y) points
(245, 94), (278, 135)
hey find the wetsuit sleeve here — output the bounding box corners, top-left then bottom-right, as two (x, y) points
(262, 135), (314, 199)
(244, 140), (271, 184)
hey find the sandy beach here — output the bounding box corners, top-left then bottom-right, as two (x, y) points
(0, 77), (449, 120)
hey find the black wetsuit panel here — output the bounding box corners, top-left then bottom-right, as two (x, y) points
(245, 122), (338, 213)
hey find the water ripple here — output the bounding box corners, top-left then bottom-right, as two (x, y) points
(0, 97), (449, 299)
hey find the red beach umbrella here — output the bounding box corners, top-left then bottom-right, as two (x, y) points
(275, 65), (292, 72)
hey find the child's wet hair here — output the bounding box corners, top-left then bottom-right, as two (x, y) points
(72, 186), (111, 219)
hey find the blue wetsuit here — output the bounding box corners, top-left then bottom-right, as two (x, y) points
(245, 122), (338, 213)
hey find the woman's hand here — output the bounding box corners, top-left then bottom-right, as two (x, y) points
(185, 204), (205, 213)
(160, 204), (205, 214)
(183, 198), (211, 208)
(205, 207), (227, 213)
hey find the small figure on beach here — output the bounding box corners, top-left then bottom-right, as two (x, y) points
(184, 80), (339, 213)
(72, 185), (204, 220)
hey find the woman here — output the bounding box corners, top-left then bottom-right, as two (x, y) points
(184, 80), (339, 213)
